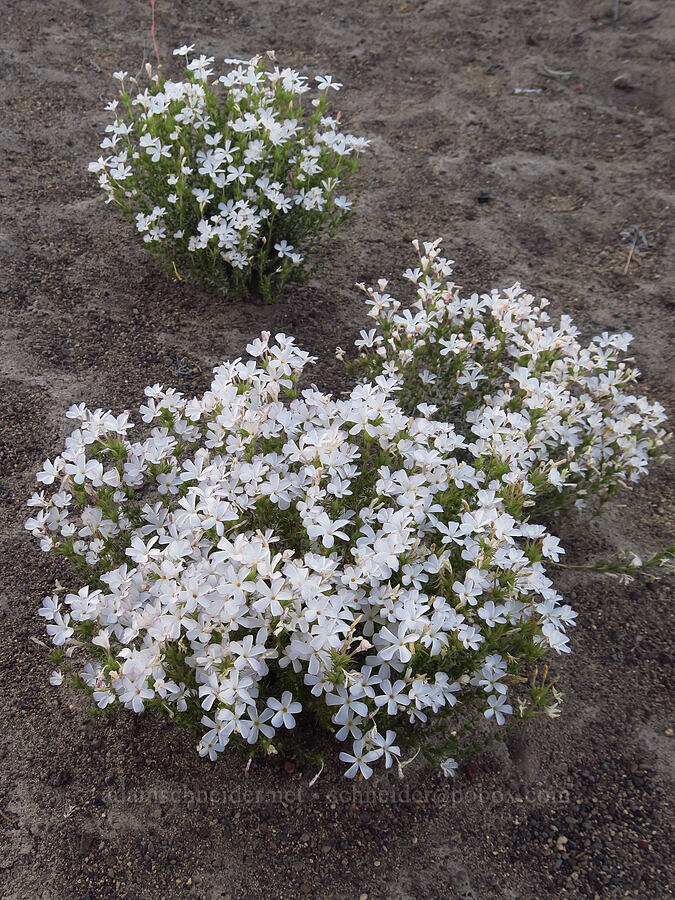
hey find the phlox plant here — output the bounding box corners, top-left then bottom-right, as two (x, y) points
(27, 333), (575, 780)
(352, 240), (670, 521)
(89, 48), (368, 301)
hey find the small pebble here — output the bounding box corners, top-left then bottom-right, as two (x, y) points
(613, 73), (635, 90)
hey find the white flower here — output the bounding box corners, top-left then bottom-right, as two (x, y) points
(315, 75), (343, 92)
(192, 187), (214, 204)
(339, 739), (382, 779)
(374, 680), (410, 715)
(274, 240), (295, 259)
(173, 44), (195, 57)
(304, 512), (351, 548)
(186, 55), (215, 81)
(267, 692), (302, 729)
(440, 757), (458, 777)
(370, 730), (401, 768)
(46, 612), (73, 646)
(484, 694), (513, 726)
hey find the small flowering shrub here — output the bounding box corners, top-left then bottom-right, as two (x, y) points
(353, 240), (669, 518)
(89, 48), (368, 301)
(27, 334), (574, 779)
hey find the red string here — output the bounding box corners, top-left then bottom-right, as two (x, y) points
(150, 0), (161, 71)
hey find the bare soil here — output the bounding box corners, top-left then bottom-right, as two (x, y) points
(0, 1), (673, 898)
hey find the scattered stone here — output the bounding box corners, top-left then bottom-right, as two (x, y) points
(48, 769), (70, 787)
(78, 831), (95, 856)
(613, 73), (635, 90)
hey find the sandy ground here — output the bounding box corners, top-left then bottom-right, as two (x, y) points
(0, 0), (673, 898)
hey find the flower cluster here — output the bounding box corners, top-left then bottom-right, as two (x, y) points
(89, 49), (368, 301)
(353, 240), (669, 517)
(27, 333), (573, 779)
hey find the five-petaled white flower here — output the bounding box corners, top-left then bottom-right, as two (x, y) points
(267, 692), (302, 729)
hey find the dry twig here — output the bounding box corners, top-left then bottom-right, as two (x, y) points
(620, 225), (648, 274)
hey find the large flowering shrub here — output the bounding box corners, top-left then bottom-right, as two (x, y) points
(27, 333), (575, 779)
(89, 48), (368, 301)
(352, 240), (669, 518)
